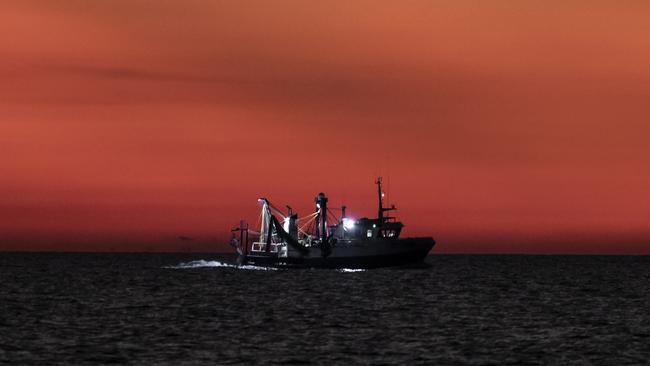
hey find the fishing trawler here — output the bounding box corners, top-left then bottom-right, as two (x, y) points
(230, 178), (435, 268)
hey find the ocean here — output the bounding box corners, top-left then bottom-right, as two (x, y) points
(1, 253), (648, 364)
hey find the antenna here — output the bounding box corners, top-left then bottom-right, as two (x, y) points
(376, 177), (384, 222)
(376, 176), (396, 224)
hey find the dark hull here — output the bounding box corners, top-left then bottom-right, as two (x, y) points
(243, 237), (435, 269)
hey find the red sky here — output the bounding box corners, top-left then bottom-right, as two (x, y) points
(1, 1), (649, 253)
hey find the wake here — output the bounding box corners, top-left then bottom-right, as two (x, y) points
(165, 260), (367, 272)
(165, 260), (277, 271)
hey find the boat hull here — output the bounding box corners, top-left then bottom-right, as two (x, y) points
(243, 237), (435, 269)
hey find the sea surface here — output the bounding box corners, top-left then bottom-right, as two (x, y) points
(1, 253), (649, 365)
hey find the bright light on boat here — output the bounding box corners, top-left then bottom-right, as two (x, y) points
(283, 217), (290, 232)
(343, 218), (355, 230)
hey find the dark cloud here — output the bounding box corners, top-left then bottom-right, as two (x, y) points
(46, 64), (240, 84)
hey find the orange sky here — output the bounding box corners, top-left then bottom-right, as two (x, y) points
(1, 1), (649, 253)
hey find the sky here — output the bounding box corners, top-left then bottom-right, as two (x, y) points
(1, 1), (649, 253)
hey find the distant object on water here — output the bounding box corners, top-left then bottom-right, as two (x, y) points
(230, 177), (435, 269)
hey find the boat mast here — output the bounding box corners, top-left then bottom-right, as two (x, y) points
(376, 177), (396, 224)
(315, 192), (328, 242)
(376, 177), (384, 222)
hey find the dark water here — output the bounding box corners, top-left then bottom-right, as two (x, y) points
(1, 253), (649, 365)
